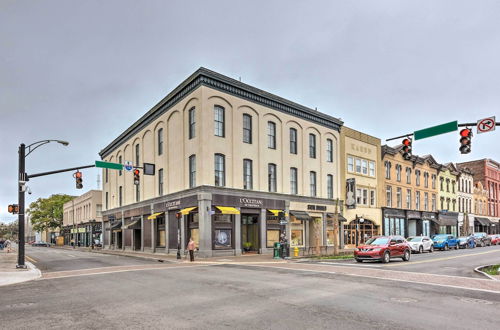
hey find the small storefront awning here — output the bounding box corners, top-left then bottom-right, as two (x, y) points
(326, 213), (347, 222)
(438, 213), (458, 226)
(180, 207), (197, 215)
(147, 212), (164, 220)
(289, 210), (311, 221)
(475, 217), (492, 226)
(267, 209), (288, 217)
(111, 221), (122, 231)
(124, 219), (141, 230)
(215, 206), (240, 214)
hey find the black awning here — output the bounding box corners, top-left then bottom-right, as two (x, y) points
(326, 213), (347, 222)
(438, 213), (458, 226)
(110, 221), (122, 230)
(290, 210), (311, 221)
(475, 217), (492, 226)
(124, 219), (141, 230)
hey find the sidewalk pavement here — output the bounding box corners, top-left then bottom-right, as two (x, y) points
(0, 245), (41, 287)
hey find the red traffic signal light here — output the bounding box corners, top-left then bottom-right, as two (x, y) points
(175, 212), (182, 219)
(133, 169), (140, 185)
(74, 171), (83, 189)
(401, 138), (412, 160)
(8, 204), (19, 214)
(459, 128), (472, 154)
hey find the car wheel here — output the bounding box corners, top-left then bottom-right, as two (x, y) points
(444, 244), (448, 251)
(455, 244), (458, 250)
(419, 246), (423, 254)
(355, 259), (363, 263)
(402, 249), (411, 261)
(382, 251), (390, 263)
(429, 245), (434, 253)
(481, 241), (485, 247)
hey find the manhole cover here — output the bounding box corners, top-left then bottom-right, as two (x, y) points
(390, 297), (418, 303)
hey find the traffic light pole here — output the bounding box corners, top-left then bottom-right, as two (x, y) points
(17, 144), (26, 269)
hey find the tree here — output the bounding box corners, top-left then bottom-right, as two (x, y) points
(28, 194), (75, 232)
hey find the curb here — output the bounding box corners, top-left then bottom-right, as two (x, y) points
(0, 261), (41, 287)
(474, 265), (499, 280)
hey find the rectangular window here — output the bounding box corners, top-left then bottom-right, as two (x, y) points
(189, 108), (196, 139)
(432, 175), (436, 189)
(310, 171), (317, 197)
(289, 128), (297, 154)
(158, 128), (163, 155)
(356, 188), (362, 205)
(268, 122), (276, 149)
(416, 191), (420, 210)
(327, 174), (333, 199)
(356, 159), (362, 173)
(189, 155), (196, 188)
(266, 230), (280, 248)
(424, 192), (428, 211)
(214, 154), (225, 186)
(135, 184), (140, 202)
(424, 173), (429, 188)
(309, 134), (316, 158)
(135, 144), (140, 167)
(406, 189), (412, 209)
(362, 160), (368, 175)
(416, 171), (420, 186)
(158, 168), (164, 195)
(363, 189), (368, 205)
(326, 139), (333, 162)
(243, 114), (252, 144)
(119, 156), (122, 176)
(268, 164), (277, 192)
(396, 165), (401, 182)
(243, 159), (253, 190)
(347, 156), (354, 172)
(396, 187), (402, 208)
(214, 106), (225, 137)
(370, 190), (375, 206)
(119, 186), (123, 207)
(386, 186), (392, 207)
(105, 168), (108, 183)
(369, 161), (375, 177)
(105, 192), (109, 210)
(290, 167), (298, 195)
(385, 161), (391, 179)
(406, 168), (411, 184)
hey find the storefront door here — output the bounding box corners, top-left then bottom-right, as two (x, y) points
(134, 229), (141, 250)
(241, 215), (259, 253)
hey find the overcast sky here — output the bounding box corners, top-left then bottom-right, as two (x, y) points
(1, 0), (499, 222)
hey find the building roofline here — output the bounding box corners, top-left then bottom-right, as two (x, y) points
(99, 67), (344, 158)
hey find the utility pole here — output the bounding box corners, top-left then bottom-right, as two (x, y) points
(333, 198), (339, 256)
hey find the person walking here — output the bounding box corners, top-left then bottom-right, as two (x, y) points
(0, 238), (4, 250)
(187, 237), (196, 262)
(5, 239), (11, 253)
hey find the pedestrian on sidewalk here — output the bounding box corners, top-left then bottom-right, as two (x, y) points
(187, 237), (196, 262)
(0, 238), (4, 250)
(5, 239), (11, 253)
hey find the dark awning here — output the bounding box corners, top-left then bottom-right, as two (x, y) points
(290, 210), (311, 221)
(475, 217), (492, 226)
(110, 221), (122, 231)
(124, 219), (141, 230)
(438, 213), (458, 226)
(326, 213), (347, 222)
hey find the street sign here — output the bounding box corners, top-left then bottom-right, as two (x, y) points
(95, 160), (123, 170)
(414, 121), (458, 140)
(476, 116), (496, 134)
(124, 161), (133, 172)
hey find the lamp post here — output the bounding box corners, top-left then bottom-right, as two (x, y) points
(90, 219), (96, 249)
(355, 215), (365, 247)
(17, 140), (69, 269)
(176, 212), (181, 259)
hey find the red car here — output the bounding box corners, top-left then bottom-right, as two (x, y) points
(489, 235), (500, 245)
(354, 236), (411, 263)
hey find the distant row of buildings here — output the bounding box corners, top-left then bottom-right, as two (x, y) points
(58, 68), (499, 256)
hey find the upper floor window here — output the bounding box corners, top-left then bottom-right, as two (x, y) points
(158, 128), (163, 155)
(327, 174), (333, 199)
(424, 172), (429, 188)
(214, 154), (225, 186)
(290, 167), (298, 195)
(243, 159), (253, 190)
(386, 186), (392, 207)
(440, 177), (444, 191)
(105, 168), (108, 183)
(268, 163), (277, 192)
(385, 161), (391, 179)
(406, 189), (412, 209)
(105, 192), (109, 210)
(118, 155), (123, 176)
(446, 179), (450, 192)
(369, 161), (375, 177)
(416, 191), (420, 210)
(310, 171), (317, 197)
(347, 156), (354, 172)
(119, 186), (123, 207)
(424, 192), (429, 211)
(432, 194), (436, 211)
(415, 170), (421, 186)
(189, 155), (196, 188)
(396, 165), (402, 182)
(289, 128), (297, 154)
(452, 180), (455, 193)
(135, 144), (140, 167)
(268, 122), (276, 149)
(406, 167), (411, 184)
(214, 106), (225, 137)
(326, 139), (333, 162)
(243, 114), (252, 144)
(158, 168), (164, 195)
(309, 134), (316, 158)
(396, 187), (402, 208)
(432, 174), (436, 189)
(362, 160), (368, 175)
(189, 108), (196, 139)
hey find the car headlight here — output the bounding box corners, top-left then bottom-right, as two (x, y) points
(355, 248), (360, 252)
(371, 248), (381, 252)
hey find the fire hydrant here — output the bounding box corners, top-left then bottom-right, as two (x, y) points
(293, 246), (299, 257)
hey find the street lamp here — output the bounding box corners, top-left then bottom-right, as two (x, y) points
(355, 215), (365, 247)
(17, 140), (69, 268)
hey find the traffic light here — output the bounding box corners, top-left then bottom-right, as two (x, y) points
(175, 212), (182, 219)
(8, 204), (19, 214)
(459, 128), (472, 154)
(401, 138), (412, 160)
(133, 169), (140, 185)
(74, 171), (83, 189)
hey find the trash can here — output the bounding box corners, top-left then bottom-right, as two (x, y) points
(273, 242), (281, 259)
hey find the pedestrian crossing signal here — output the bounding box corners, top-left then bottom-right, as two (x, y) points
(8, 204), (19, 214)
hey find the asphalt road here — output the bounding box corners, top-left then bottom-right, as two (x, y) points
(0, 247), (498, 329)
(316, 244), (500, 278)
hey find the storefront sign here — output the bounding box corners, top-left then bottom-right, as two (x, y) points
(346, 178), (356, 209)
(239, 198), (263, 208)
(78, 228), (86, 233)
(406, 211), (421, 219)
(212, 194), (285, 209)
(165, 200), (181, 210)
(307, 204), (327, 211)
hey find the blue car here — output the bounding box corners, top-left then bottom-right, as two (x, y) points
(431, 234), (459, 251)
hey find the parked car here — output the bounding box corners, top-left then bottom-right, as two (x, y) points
(31, 241), (51, 247)
(488, 234), (500, 245)
(473, 232), (492, 247)
(457, 236), (476, 249)
(431, 234), (459, 250)
(407, 236), (434, 253)
(354, 236), (411, 263)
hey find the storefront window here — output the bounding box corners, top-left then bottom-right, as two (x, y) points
(384, 217), (406, 236)
(290, 217), (304, 246)
(156, 216), (165, 247)
(214, 229), (232, 249)
(326, 219), (334, 245)
(213, 213), (233, 249)
(190, 228), (199, 248)
(266, 230), (280, 248)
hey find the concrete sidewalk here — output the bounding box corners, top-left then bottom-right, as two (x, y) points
(0, 246), (41, 287)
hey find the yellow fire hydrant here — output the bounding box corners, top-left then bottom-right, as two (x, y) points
(294, 246), (299, 257)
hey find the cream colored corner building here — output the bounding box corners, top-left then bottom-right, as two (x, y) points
(100, 68), (346, 257)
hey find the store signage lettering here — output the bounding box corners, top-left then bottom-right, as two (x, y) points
(165, 200), (181, 210)
(239, 198), (263, 208)
(307, 204), (327, 211)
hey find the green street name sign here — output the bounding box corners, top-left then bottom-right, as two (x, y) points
(414, 121), (458, 141)
(95, 160), (123, 170)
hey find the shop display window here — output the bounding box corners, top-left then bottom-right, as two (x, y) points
(214, 229), (232, 249)
(266, 230), (280, 248)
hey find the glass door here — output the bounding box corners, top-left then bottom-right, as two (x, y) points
(241, 215), (259, 253)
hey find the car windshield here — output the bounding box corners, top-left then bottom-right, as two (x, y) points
(407, 237), (422, 242)
(432, 235), (447, 240)
(473, 233), (483, 237)
(364, 238), (389, 245)
(458, 237), (467, 241)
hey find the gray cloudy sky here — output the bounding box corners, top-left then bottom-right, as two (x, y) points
(1, 0), (499, 222)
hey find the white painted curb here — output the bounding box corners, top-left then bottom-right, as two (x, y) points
(474, 265), (498, 280)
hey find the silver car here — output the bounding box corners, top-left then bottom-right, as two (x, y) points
(407, 236), (434, 253)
